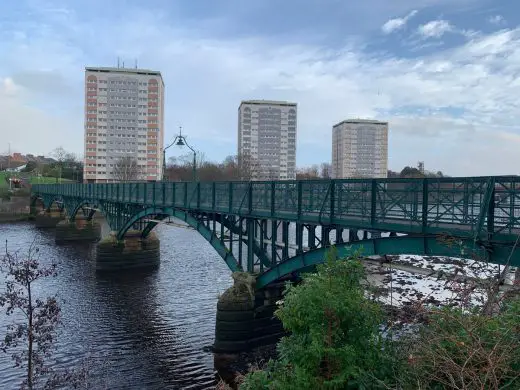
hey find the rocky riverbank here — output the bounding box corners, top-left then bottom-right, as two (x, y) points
(214, 343), (278, 389)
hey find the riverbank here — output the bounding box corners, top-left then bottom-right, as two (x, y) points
(0, 212), (31, 223)
(215, 343), (278, 389)
(0, 194), (31, 223)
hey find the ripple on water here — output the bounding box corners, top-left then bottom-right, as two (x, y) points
(0, 222), (233, 389)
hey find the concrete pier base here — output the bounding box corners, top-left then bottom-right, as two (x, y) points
(55, 216), (101, 244)
(213, 273), (285, 354)
(34, 211), (65, 228)
(96, 231), (160, 272)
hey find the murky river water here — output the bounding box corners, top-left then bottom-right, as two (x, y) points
(0, 221), (233, 389)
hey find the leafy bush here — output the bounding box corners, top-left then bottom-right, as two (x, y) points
(240, 248), (400, 390)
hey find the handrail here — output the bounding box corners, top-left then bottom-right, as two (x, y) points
(31, 176), (520, 240)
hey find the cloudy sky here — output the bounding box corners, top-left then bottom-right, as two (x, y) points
(0, 0), (519, 175)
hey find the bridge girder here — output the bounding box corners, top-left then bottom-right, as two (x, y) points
(116, 206), (244, 272)
(254, 234), (520, 289)
(30, 176), (520, 288)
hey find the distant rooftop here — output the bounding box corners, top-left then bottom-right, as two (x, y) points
(333, 119), (388, 127)
(239, 100), (297, 108)
(85, 66), (163, 78)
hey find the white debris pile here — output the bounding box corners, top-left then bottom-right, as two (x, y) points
(364, 255), (518, 308)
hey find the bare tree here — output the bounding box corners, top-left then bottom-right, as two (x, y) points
(0, 243), (98, 389)
(296, 165), (320, 180)
(238, 152), (259, 181)
(0, 243), (59, 389)
(50, 147), (76, 183)
(320, 163), (332, 179)
(112, 156), (142, 182)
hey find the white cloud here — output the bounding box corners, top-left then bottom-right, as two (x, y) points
(0, 80), (79, 156)
(1, 6), (520, 175)
(418, 20), (454, 38)
(1, 77), (20, 96)
(488, 15), (506, 25)
(381, 10), (418, 34)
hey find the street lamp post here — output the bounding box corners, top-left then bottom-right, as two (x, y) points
(162, 127), (197, 181)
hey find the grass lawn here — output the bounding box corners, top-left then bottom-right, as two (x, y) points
(0, 172), (74, 188)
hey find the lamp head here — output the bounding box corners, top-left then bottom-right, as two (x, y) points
(176, 137), (185, 146)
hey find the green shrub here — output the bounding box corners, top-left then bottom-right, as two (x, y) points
(240, 248), (400, 390)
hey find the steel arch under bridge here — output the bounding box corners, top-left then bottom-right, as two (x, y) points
(31, 176), (520, 289)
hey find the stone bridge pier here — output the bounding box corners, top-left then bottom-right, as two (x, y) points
(213, 273), (286, 355)
(95, 231), (160, 272)
(33, 207), (66, 228)
(55, 215), (101, 244)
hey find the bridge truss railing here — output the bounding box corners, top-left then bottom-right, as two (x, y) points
(33, 176), (520, 242)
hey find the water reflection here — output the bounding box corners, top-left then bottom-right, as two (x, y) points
(0, 222), (233, 389)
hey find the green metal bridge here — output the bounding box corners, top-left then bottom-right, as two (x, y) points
(32, 176), (520, 288)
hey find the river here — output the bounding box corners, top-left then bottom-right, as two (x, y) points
(0, 221), (233, 389)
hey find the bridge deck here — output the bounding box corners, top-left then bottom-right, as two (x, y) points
(33, 176), (520, 243)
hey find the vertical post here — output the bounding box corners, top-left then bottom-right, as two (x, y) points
(229, 216), (234, 258)
(487, 185), (495, 241)
(259, 220), (265, 273)
(152, 181), (156, 206)
(463, 180), (469, 224)
(296, 223), (303, 254)
(162, 181), (166, 206)
(308, 225), (316, 249)
(248, 182), (253, 215)
(349, 229), (358, 242)
(371, 179), (377, 227)
(297, 181), (302, 221)
(247, 219), (254, 273)
(322, 226), (331, 247)
(335, 227), (343, 244)
(220, 215), (225, 242)
(282, 221), (289, 260)
(238, 218), (243, 269)
(172, 182), (176, 206)
(412, 183), (419, 221)
(162, 149), (166, 181)
(271, 182), (276, 217)
(271, 220), (278, 266)
(422, 178), (428, 233)
(330, 180), (335, 223)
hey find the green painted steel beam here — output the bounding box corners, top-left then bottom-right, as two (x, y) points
(31, 176), (520, 282)
(116, 206), (242, 272)
(255, 235), (520, 289)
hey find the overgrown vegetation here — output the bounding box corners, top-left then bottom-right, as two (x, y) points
(237, 248), (519, 390)
(240, 248), (400, 389)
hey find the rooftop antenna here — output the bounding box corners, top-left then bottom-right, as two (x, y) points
(117, 57), (120, 68)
